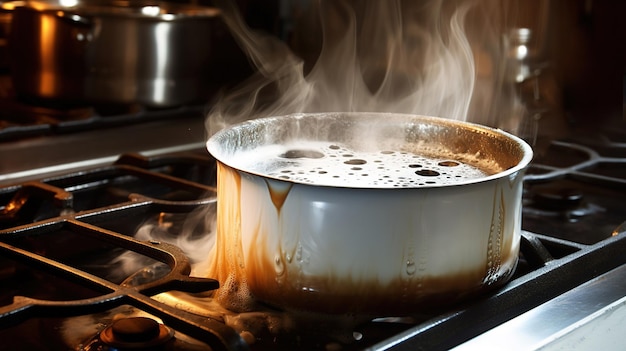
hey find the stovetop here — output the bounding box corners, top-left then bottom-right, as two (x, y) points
(0, 104), (208, 185)
(1, 113), (626, 350)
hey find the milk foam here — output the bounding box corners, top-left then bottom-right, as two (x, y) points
(232, 141), (502, 188)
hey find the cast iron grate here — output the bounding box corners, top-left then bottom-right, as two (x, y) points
(0, 147), (625, 350)
(0, 152), (247, 350)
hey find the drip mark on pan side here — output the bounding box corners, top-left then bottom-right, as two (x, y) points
(485, 186), (506, 285)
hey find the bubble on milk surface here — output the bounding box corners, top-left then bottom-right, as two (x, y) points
(234, 141), (501, 188)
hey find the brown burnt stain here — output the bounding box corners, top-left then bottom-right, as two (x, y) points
(241, 221), (518, 315)
(495, 188), (506, 277)
(485, 185), (507, 283)
(209, 162), (256, 312)
(245, 260), (516, 316)
(264, 179), (293, 212)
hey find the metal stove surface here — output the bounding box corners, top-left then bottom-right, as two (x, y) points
(1, 117), (626, 350)
(0, 106), (208, 185)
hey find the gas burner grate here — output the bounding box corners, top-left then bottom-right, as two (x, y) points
(525, 140), (626, 186)
(0, 152), (247, 350)
(1, 147), (626, 350)
(0, 215), (244, 350)
(522, 135), (626, 244)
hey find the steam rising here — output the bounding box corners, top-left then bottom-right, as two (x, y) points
(108, 207), (216, 282)
(207, 0), (519, 136)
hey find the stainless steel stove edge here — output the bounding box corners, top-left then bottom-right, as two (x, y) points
(451, 263), (626, 350)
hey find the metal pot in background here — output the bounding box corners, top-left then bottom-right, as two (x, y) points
(8, 0), (220, 107)
(0, 2), (13, 71)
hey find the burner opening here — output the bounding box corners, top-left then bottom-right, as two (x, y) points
(532, 186), (584, 211)
(0, 183), (72, 227)
(523, 178), (622, 244)
(100, 316), (174, 348)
